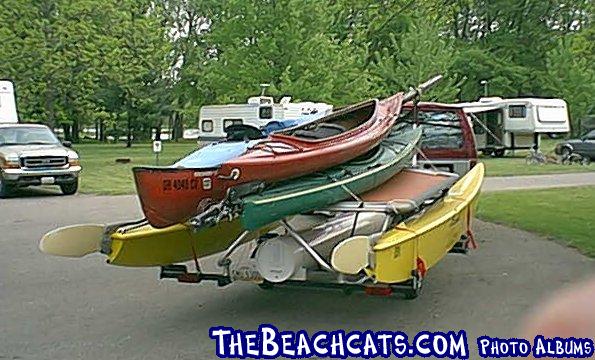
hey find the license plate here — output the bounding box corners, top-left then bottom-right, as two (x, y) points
(41, 177), (55, 185)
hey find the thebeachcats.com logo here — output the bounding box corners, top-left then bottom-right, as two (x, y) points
(209, 325), (594, 359)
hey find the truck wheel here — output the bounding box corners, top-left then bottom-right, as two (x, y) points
(60, 180), (78, 195)
(0, 176), (13, 198)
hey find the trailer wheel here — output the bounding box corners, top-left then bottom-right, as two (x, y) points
(404, 270), (423, 300)
(492, 149), (505, 158)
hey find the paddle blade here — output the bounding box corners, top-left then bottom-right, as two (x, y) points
(331, 236), (370, 274)
(40, 224), (105, 257)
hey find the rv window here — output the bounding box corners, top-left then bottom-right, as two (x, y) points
(201, 120), (213, 132)
(259, 106), (273, 119)
(223, 119), (243, 130)
(508, 105), (526, 118)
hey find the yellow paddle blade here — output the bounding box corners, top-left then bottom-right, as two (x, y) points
(39, 224), (105, 257)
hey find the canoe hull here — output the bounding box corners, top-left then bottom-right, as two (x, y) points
(240, 125), (422, 230)
(133, 168), (225, 228)
(372, 163), (485, 284)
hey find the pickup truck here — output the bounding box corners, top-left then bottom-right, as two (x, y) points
(400, 102), (478, 176)
(0, 123), (81, 197)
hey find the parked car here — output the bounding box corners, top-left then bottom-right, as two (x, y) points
(555, 129), (595, 160)
(399, 102), (478, 176)
(0, 123), (81, 197)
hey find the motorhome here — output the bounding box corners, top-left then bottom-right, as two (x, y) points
(457, 97), (570, 156)
(197, 91), (333, 142)
(0, 80), (18, 123)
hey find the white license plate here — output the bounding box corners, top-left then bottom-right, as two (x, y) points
(41, 177), (55, 185)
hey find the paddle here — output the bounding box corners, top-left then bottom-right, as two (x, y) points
(39, 224), (105, 257)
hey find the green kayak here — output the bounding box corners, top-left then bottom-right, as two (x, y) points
(238, 123), (422, 230)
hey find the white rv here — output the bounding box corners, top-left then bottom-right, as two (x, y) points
(197, 94), (333, 142)
(0, 80), (18, 123)
(458, 97), (570, 156)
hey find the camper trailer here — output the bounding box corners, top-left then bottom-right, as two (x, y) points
(197, 92), (333, 142)
(0, 80), (18, 123)
(458, 97), (570, 156)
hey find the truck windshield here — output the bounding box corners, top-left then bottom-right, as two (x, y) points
(398, 110), (464, 149)
(0, 126), (60, 146)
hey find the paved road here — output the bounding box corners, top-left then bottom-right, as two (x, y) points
(483, 171), (595, 192)
(1, 194), (593, 359)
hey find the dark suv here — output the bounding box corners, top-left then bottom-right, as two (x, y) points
(555, 129), (595, 160)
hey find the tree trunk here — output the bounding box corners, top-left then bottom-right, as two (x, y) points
(172, 112), (183, 142)
(99, 119), (106, 142)
(62, 124), (72, 141)
(126, 114), (132, 148)
(72, 119), (80, 142)
(155, 124), (162, 141)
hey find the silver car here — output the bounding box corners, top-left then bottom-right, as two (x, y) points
(0, 123), (81, 197)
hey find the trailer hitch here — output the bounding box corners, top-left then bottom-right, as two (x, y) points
(160, 264), (232, 287)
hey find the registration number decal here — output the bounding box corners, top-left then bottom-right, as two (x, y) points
(163, 178), (201, 191)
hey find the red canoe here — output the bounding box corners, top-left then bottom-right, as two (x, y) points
(134, 93), (404, 228)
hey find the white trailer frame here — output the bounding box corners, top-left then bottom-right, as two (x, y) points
(0, 80), (18, 123)
(457, 97), (570, 156)
(197, 95), (332, 142)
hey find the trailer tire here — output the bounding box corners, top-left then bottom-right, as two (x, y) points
(493, 149), (505, 158)
(404, 270), (423, 300)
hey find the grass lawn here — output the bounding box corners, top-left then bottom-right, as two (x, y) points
(477, 186), (595, 257)
(75, 142), (198, 195)
(480, 138), (594, 176)
(481, 157), (594, 176)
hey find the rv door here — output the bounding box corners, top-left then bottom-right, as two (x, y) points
(0, 80), (18, 123)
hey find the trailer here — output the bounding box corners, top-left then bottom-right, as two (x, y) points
(0, 80), (18, 123)
(197, 89), (332, 143)
(458, 97), (570, 157)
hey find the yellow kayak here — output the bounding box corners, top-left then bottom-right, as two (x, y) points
(371, 163), (484, 284)
(108, 220), (248, 267)
(39, 218), (268, 267)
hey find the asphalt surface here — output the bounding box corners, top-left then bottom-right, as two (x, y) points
(1, 191), (594, 359)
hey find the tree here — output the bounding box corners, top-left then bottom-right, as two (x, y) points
(544, 29), (595, 134)
(201, 0), (373, 105)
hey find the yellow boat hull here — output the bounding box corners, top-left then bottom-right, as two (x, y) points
(371, 163), (484, 284)
(108, 220), (264, 267)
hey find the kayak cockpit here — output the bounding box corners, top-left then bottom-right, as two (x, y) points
(278, 99), (377, 140)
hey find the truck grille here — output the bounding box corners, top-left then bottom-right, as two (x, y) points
(21, 156), (68, 168)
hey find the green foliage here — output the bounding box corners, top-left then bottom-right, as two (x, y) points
(0, 0), (593, 140)
(544, 33), (595, 134)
